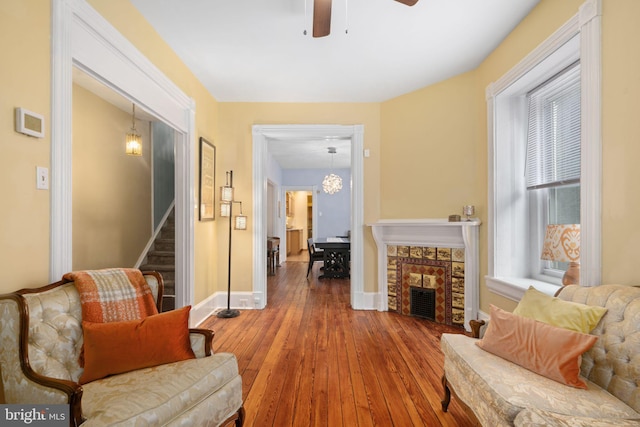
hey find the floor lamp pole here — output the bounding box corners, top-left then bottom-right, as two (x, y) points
(217, 170), (240, 318)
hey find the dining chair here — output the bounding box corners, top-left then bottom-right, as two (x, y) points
(307, 238), (324, 277)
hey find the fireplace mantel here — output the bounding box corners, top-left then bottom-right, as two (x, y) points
(370, 219), (481, 331)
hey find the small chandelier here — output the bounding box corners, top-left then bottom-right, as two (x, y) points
(322, 147), (343, 194)
(125, 103), (142, 156)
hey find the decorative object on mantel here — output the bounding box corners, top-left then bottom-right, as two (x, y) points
(125, 103), (142, 156)
(448, 215), (461, 222)
(462, 205), (475, 221)
(541, 224), (580, 286)
(218, 170), (247, 319)
(322, 146), (343, 195)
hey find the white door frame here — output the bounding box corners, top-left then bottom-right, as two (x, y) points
(51, 0), (195, 308)
(252, 124), (365, 309)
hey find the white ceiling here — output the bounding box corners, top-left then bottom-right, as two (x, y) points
(76, 0), (540, 169)
(129, 0), (539, 103)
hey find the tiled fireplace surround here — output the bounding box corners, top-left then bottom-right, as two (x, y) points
(371, 219), (481, 332)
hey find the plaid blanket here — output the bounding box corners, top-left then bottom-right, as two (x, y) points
(64, 268), (158, 323)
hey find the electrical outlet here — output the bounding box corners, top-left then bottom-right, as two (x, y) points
(240, 299), (248, 307)
(36, 166), (48, 190)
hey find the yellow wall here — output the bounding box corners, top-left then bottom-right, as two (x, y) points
(381, 0), (640, 313)
(477, 0), (640, 310)
(2, 0), (639, 316)
(381, 71), (482, 218)
(72, 84), (152, 269)
(0, 1), (51, 290)
(600, 0), (640, 284)
(0, 1), (223, 303)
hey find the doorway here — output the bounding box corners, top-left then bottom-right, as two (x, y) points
(252, 124), (365, 310)
(51, 0), (196, 309)
(282, 188), (316, 264)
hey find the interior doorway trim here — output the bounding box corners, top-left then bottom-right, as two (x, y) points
(252, 124), (365, 309)
(51, 0), (195, 308)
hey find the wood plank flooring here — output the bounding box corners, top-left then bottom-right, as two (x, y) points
(200, 260), (475, 427)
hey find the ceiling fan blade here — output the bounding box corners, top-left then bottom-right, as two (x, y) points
(395, 0), (419, 6)
(313, 0), (332, 38)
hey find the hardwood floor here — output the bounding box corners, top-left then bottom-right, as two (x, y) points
(200, 261), (475, 427)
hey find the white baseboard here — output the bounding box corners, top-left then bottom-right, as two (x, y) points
(191, 291), (255, 327)
(478, 309), (490, 322)
(350, 291), (379, 310)
(191, 291), (384, 326)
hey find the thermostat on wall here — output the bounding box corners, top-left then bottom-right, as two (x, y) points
(15, 107), (45, 138)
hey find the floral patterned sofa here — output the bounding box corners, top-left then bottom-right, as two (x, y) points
(0, 271), (245, 427)
(441, 284), (640, 426)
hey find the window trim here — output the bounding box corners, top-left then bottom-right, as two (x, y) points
(486, 0), (601, 300)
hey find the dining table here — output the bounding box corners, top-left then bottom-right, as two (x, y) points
(313, 237), (350, 279)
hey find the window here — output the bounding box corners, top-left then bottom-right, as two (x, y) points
(527, 63), (581, 282)
(486, 0), (601, 302)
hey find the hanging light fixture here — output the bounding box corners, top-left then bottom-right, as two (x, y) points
(322, 146), (343, 194)
(125, 103), (142, 156)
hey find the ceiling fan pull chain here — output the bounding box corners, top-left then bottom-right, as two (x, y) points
(304, 0), (308, 35)
(345, 0), (349, 34)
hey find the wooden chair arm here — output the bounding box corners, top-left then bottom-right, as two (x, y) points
(469, 319), (486, 339)
(189, 328), (215, 356)
(0, 293), (86, 427)
(23, 372), (85, 427)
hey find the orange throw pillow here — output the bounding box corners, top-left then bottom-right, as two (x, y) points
(476, 305), (597, 389)
(79, 306), (195, 384)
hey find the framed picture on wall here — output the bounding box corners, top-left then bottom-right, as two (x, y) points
(199, 137), (216, 221)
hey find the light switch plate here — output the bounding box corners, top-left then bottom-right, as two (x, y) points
(36, 166), (48, 190)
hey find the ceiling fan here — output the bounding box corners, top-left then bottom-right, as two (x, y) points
(313, 0), (419, 38)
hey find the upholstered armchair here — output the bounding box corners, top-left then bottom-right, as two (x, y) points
(0, 271), (245, 427)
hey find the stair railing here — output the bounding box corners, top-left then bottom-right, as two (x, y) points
(134, 200), (175, 268)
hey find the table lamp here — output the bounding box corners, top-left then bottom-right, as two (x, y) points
(540, 224), (580, 286)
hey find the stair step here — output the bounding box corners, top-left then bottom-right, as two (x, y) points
(141, 265), (174, 277)
(154, 240), (174, 251)
(141, 207), (175, 311)
(162, 295), (175, 312)
(146, 253), (175, 265)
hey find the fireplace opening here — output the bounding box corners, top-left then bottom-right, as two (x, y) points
(410, 287), (435, 321)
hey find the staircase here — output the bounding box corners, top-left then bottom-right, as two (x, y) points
(140, 208), (175, 311)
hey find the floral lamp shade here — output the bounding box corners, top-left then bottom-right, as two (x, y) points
(541, 224), (580, 285)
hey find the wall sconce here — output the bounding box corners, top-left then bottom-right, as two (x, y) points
(125, 103), (142, 156)
(218, 170), (248, 319)
(541, 224), (580, 285)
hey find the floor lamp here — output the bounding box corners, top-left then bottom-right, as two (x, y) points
(217, 170), (247, 318)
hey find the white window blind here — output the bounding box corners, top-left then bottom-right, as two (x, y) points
(526, 62), (581, 190)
